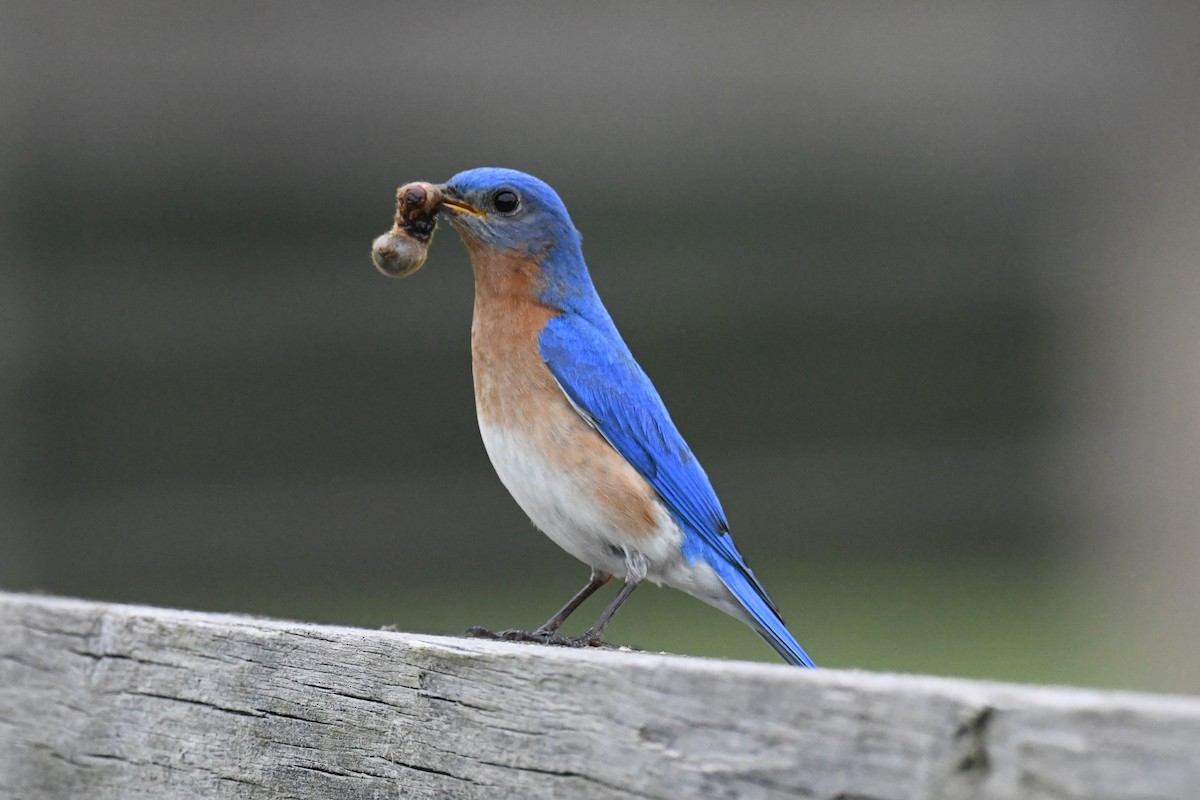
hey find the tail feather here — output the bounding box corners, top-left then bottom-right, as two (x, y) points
(715, 561), (816, 668)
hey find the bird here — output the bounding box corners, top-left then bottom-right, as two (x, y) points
(422, 167), (814, 667)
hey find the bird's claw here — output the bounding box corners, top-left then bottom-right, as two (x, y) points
(463, 626), (633, 651)
(462, 626), (580, 647)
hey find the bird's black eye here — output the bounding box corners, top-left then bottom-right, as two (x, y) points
(492, 189), (520, 214)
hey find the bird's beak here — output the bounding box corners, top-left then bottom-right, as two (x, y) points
(437, 186), (485, 218)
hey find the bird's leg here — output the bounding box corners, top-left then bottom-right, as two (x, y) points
(572, 578), (640, 646)
(466, 554), (641, 648)
(462, 568), (612, 645)
(535, 568), (612, 636)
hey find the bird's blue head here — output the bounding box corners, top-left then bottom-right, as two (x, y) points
(437, 168), (598, 312)
(439, 168), (582, 259)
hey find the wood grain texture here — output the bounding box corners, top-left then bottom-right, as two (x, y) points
(1, 591), (1198, 800)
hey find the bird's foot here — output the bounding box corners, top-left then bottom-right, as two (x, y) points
(462, 626), (639, 652)
(565, 631), (602, 648)
(462, 626), (578, 647)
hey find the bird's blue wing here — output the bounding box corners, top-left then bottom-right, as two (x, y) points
(540, 313), (815, 667)
(539, 313), (776, 608)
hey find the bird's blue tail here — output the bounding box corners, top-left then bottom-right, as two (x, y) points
(714, 560), (816, 668)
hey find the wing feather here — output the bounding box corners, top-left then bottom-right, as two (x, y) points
(539, 314), (778, 612)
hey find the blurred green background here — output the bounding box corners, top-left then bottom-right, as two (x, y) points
(2, 4), (1199, 694)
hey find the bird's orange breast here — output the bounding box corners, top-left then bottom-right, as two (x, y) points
(468, 243), (662, 539)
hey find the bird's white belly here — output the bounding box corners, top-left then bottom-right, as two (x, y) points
(477, 420), (683, 580)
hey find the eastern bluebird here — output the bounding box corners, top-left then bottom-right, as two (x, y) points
(374, 168), (815, 667)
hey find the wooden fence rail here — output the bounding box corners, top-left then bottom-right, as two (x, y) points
(1, 591), (1198, 799)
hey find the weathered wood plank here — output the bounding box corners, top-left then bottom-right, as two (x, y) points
(1, 592), (1197, 799)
